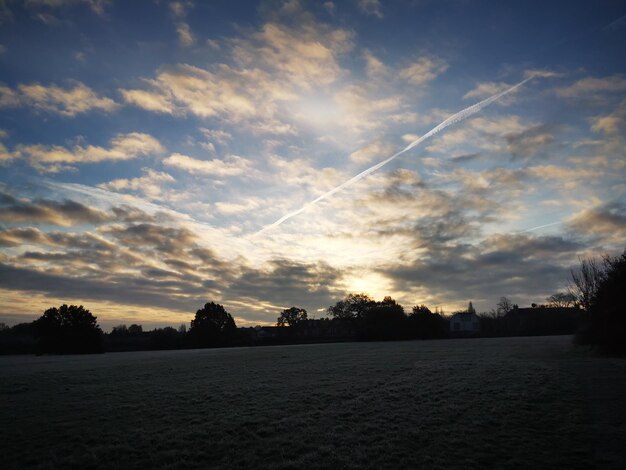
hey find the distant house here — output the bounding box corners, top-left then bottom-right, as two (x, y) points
(449, 311), (480, 336)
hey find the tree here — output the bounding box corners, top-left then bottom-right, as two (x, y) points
(277, 307), (308, 327)
(128, 324), (143, 335)
(575, 249), (626, 354)
(361, 297), (406, 340)
(409, 304), (447, 339)
(34, 304), (103, 354)
(327, 293), (375, 320)
(570, 256), (605, 311)
(411, 304), (432, 316)
(546, 292), (577, 308)
(189, 302), (237, 348)
(496, 297), (513, 316)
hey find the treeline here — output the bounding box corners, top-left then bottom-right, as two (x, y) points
(1, 248), (623, 355)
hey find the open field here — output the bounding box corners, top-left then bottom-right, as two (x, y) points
(1, 336), (625, 469)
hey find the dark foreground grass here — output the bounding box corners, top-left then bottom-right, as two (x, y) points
(1, 336), (625, 469)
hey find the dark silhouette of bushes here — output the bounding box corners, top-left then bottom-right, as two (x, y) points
(34, 304), (103, 354)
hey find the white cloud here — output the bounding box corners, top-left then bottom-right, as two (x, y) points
(363, 49), (387, 79)
(100, 169), (175, 199)
(349, 140), (396, 164)
(15, 81), (118, 116)
(556, 75), (626, 98)
(0, 84), (20, 107)
(199, 128), (232, 145)
(176, 22), (195, 47)
(119, 88), (174, 114)
(463, 82), (513, 100)
(591, 115), (621, 134)
(399, 57), (448, 86)
(163, 153), (254, 177)
(215, 198), (262, 215)
(15, 132), (164, 172)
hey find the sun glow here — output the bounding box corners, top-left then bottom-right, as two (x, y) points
(343, 272), (394, 300)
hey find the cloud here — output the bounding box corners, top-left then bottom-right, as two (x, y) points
(13, 81), (119, 116)
(0, 193), (110, 226)
(363, 49), (387, 78)
(0, 84), (20, 107)
(504, 123), (560, 159)
(199, 128), (232, 146)
(356, 0), (383, 18)
(14, 132), (164, 172)
(100, 169), (175, 199)
(399, 57), (448, 86)
(589, 99), (626, 135)
(175, 22), (195, 47)
(555, 75), (626, 98)
(122, 15), (353, 133)
(163, 153), (254, 177)
(380, 232), (582, 310)
(349, 140), (396, 164)
(215, 199), (261, 216)
(169, 1), (195, 47)
(119, 88), (174, 114)
(591, 115), (621, 134)
(464, 82), (515, 100)
(567, 201), (626, 246)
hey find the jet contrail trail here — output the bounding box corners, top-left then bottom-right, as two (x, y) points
(257, 75), (534, 234)
(519, 221), (562, 233)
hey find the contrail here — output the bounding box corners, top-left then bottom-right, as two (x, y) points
(257, 75), (534, 234)
(519, 221), (562, 233)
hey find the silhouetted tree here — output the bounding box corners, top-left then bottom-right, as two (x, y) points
(34, 304), (103, 354)
(327, 293), (375, 319)
(189, 302), (237, 348)
(408, 304), (447, 339)
(111, 324), (129, 336)
(361, 297), (406, 340)
(570, 256), (605, 311)
(277, 307), (308, 327)
(575, 249), (626, 354)
(128, 324), (143, 335)
(546, 292), (576, 308)
(496, 296), (513, 316)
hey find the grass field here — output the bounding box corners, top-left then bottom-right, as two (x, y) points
(1, 336), (625, 469)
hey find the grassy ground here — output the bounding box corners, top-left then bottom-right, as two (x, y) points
(1, 336), (624, 469)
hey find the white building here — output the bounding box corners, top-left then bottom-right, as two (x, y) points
(449, 311), (480, 335)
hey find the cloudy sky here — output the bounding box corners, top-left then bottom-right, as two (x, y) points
(0, 0), (625, 330)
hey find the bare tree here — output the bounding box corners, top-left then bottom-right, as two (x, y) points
(496, 296), (513, 316)
(570, 257), (605, 311)
(546, 292), (577, 308)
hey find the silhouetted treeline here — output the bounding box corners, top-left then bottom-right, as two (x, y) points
(269, 295), (448, 343)
(4, 245), (623, 356)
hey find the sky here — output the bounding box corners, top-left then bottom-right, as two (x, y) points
(0, 0), (625, 330)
